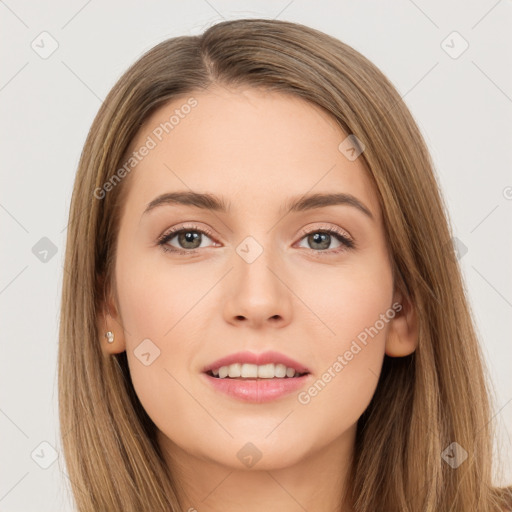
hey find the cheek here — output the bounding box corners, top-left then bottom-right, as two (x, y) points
(294, 348), (383, 449)
(116, 245), (205, 343)
(291, 256), (393, 431)
(296, 253), (394, 349)
(114, 246), (214, 429)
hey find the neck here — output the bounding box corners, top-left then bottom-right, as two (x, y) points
(157, 425), (356, 512)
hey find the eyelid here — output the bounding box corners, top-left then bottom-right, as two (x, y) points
(293, 223), (355, 254)
(295, 223), (352, 242)
(157, 223), (218, 246)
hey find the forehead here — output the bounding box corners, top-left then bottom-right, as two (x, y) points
(122, 85), (381, 221)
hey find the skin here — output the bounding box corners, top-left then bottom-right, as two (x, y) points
(98, 85), (418, 511)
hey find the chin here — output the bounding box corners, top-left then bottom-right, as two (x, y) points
(200, 436), (311, 471)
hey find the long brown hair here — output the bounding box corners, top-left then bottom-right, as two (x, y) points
(58, 18), (512, 511)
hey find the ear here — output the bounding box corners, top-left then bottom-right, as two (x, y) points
(385, 287), (418, 357)
(96, 279), (127, 356)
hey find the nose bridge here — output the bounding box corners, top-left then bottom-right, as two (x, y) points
(235, 234), (283, 296)
(223, 232), (292, 324)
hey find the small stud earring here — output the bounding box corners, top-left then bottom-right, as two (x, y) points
(105, 331), (114, 344)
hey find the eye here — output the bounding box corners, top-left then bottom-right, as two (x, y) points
(157, 224), (355, 256)
(157, 224), (217, 254)
(295, 226), (355, 254)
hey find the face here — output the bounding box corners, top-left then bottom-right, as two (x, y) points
(101, 85), (411, 472)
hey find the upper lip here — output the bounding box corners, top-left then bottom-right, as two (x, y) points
(202, 350), (310, 374)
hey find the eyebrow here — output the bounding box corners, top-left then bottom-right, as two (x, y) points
(142, 191), (374, 220)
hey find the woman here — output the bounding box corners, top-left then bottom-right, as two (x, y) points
(58, 18), (512, 511)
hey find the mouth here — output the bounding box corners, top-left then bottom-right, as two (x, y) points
(202, 366), (311, 403)
(205, 363), (310, 380)
(201, 351), (311, 402)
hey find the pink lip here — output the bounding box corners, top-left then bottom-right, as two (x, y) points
(201, 372), (311, 403)
(202, 350), (310, 374)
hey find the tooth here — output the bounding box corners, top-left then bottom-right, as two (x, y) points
(228, 363), (241, 378)
(212, 363), (303, 379)
(241, 363), (258, 378)
(286, 367), (296, 378)
(275, 364), (287, 378)
(258, 363), (275, 379)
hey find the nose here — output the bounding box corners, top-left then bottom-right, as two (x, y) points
(222, 247), (293, 329)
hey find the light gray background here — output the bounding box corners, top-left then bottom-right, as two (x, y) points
(1, 1), (511, 510)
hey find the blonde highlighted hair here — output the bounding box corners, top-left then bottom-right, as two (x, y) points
(59, 18), (512, 511)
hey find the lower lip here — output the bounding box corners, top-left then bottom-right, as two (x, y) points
(202, 372), (311, 403)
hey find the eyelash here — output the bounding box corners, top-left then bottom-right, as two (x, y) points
(156, 224), (355, 256)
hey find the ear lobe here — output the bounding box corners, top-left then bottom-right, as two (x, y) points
(97, 285), (127, 355)
(385, 290), (418, 357)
